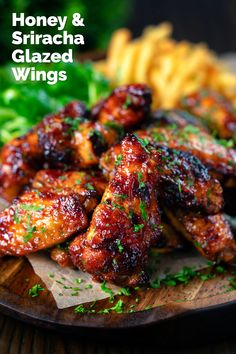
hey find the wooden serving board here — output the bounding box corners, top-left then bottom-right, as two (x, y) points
(0, 255), (236, 333)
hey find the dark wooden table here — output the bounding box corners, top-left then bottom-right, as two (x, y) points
(0, 313), (236, 354)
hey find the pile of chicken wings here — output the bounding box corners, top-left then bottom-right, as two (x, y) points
(0, 84), (236, 286)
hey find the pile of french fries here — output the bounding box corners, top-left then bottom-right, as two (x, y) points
(96, 23), (236, 108)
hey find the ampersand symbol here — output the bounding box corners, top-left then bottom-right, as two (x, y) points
(72, 13), (85, 27)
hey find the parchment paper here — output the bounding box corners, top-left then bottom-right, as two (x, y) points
(27, 250), (208, 309)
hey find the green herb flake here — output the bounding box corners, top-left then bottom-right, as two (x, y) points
(140, 200), (148, 221)
(118, 287), (131, 296)
(75, 278), (83, 284)
(23, 225), (37, 243)
(13, 208), (22, 224)
(114, 193), (127, 199)
(116, 239), (124, 253)
(21, 204), (44, 212)
(115, 154), (123, 167)
(137, 171), (145, 189)
(133, 224), (144, 232)
(28, 284), (44, 298)
(86, 183), (95, 191)
(74, 304), (87, 313)
(122, 95), (132, 109)
(85, 284), (93, 289)
(134, 135), (150, 153)
(101, 281), (114, 299)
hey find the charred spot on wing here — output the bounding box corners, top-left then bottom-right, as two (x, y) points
(62, 101), (89, 119)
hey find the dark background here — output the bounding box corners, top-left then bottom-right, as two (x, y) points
(128, 0), (236, 53)
(1, 0), (236, 64)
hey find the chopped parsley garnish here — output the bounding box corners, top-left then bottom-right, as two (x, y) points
(115, 154), (123, 167)
(111, 202), (125, 211)
(21, 204), (44, 212)
(118, 287), (131, 296)
(23, 219), (37, 243)
(99, 299), (124, 314)
(59, 175), (66, 181)
(74, 304), (87, 313)
(151, 266), (197, 288)
(104, 121), (124, 137)
(137, 171), (145, 189)
(140, 200), (147, 221)
(217, 138), (234, 148)
(74, 278), (83, 284)
(116, 239), (124, 253)
(122, 95), (132, 109)
(86, 183), (95, 191)
(13, 208), (22, 224)
(64, 116), (84, 133)
(152, 131), (168, 143)
(134, 135), (150, 153)
(133, 223), (144, 232)
(177, 180), (182, 194)
(85, 284), (93, 289)
(101, 281), (114, 299)
(114, 193), (127, 199)
(28, 284), (44, 297)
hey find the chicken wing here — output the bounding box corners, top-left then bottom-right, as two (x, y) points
(179, 90), (236, 139)
(137, 125), (236, 177)
(32, 169), (107, 214)
(0, 130), (42, 202)
(165, 209), (236, 263)
(0, 170), (107, 256)
(0, 84), (151, 201)
(0, 189), (87, 256)
(100, 143), (223, 214)
(69, 134), (161, 286)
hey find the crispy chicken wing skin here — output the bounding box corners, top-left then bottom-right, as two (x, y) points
(0, 85), (151, 202)
(0, 130), (42, 202)
(38, 84), (151, 168)
(32, 170), (107, 213)
(165, 209), (236, 263)
(0, 170), (107, 256)
(69, 135), (161, 286)
(137, 125), (236, 177)
(50, 247), (73, 268)
(180, 90), (236, 139)
(93, 84), (152, 128)
(0, 189), (88, 256)
(147, 109), (209, 131)
(100, 144), (223, 214)
(0, 101), (87, 202)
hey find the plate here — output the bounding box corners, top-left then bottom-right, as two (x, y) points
(0, 256), (236, 335)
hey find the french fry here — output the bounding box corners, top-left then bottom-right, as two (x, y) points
(106, 28), (131, 78)
(98, 23), (236, 108)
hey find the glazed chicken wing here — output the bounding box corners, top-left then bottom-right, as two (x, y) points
(0, 189), (87, 256)
(38, 84), (151, 168)
(0, 130), (42, 202)
(0, 84), (151, 201)
(137, 125), (236, 177)
(179, 90), (236, 139)
(165, 209), (236, 263)
(0, 170), (107, 256)
(32, 170), (107, 213)
(100, 143), (223, 214)
(69, 134), (161, 286)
